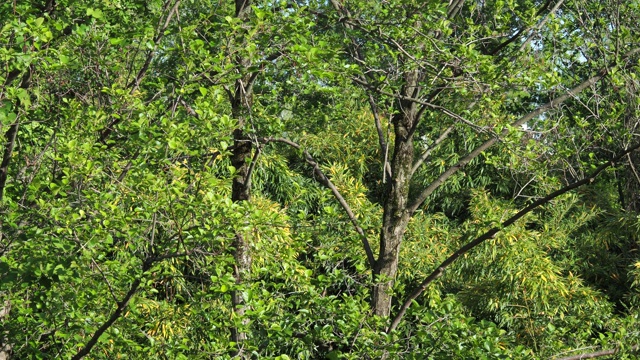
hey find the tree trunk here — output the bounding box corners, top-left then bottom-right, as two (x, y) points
(230, 126), (252, 345)
(372, 130), (412, 316)
(372, 71), (420, 317)
(230, 0), (253, 352)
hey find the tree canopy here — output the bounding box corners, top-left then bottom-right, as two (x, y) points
(1, 0), (640, 358)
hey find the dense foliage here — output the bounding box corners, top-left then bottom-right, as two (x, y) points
(1, 0), (640, 358)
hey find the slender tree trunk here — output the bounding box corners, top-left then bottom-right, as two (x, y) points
(230, 0), (253, 351)
(230, 125), (252, 346)
(372, 71), (420, 317)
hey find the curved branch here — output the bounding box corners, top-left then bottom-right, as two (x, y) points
(260, 137), (376, 269)
(555, 344), (639, 360)
(388, 142), (640, 332)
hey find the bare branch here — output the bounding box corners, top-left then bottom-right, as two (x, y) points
(388, 142), (640, 333)
(260, 137), (376, 269)
(411, 125), (454, 175)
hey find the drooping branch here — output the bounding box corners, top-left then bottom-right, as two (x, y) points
(387, 142), (640, 332)
(260, 137), (376, 269)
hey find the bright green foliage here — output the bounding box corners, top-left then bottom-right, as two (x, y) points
(2, 0), (640, 359)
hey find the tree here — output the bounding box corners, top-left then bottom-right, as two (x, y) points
(327, 0), (640, 322)
(1, 0), (640, 359)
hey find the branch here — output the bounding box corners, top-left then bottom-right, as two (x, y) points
(246, 51), (285, 90)
(99, 0), (182, 143)
(352, 77), (487, 134)
(411, 125), (454, 176)
(128, 0), (182, 92)
(387, 142), (640, 332)
(406, 51), (639, 214)
(70, 247), (193, 359)
(71, 259), (150, 360)
(367, 92), (392, 180)
(0, 115), (19, 202)
(244, 143), (261, 191)
(627, 152), (640, 186)
(555, 345), (639, 360)
(0, 62), (34, 201)
(260, 137), (376, 269)
(518, 0), (565, 52)
(488, 0), (560, 55)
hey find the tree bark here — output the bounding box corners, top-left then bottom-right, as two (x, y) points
(372, 71), (420, 317)
(0, 120), (19, 202)
(230, 0), (254, 352)
(230, 125), (252, 346)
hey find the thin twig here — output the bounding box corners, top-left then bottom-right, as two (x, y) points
(411, 125), (454, 175)
(91, 258), (119, 304)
